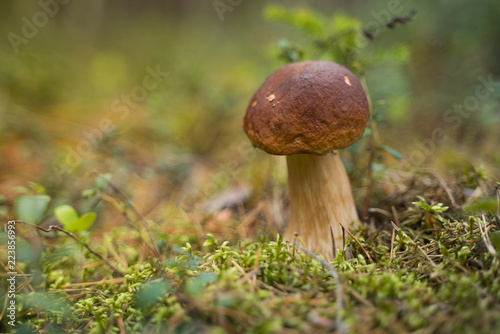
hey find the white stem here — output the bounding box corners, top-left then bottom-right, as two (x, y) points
(284, 152), (358, 260)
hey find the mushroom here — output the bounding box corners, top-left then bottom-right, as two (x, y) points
(243, 61), (370, 260)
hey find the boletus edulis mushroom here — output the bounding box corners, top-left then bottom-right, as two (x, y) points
(243, 61), (370, 260)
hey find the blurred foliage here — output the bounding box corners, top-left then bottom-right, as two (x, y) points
(264, 4), (411, 75)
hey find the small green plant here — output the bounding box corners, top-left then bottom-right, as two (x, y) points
(406, 196), (449, 229)
(264, 5), (363, 70)
(54, 205), (97, 233)
(412, 196), (449, 221)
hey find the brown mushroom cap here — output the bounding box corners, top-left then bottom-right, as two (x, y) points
(243, 61), (370, 155)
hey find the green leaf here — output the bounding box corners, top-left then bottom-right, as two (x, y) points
(276, 233), (283, 245)
(378, 145), (402, 161)
(371, 162), (386, 172)
(361, 127), (372, 137)
(54, 205), (79, 226)
(28, 181), (46, 194)
(136, 280), (170, 309)
(277, 39), (304, 63)
(185, 273), (217, 296)
(95, 173), (112, 191)
(81, 188), (96, 199)
(373, 113), (384, 122)
(14, 195), (50, 224)
(65, 212), (97, 233)
(203, 233), (218, 250)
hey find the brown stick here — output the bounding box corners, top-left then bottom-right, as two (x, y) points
(389, 227), (396, 264)
(118, 303), (128, 334)
(431, 169), (458, 208)
(337, 222), (374, 264)
(32, 223), (125, 277)
(330, 226), (337, 259)
(391, 206), (400, 227)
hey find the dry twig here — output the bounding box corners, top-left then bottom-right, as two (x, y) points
(337, 222), (374, 264)
(17, 220), (125, 277)
(391, 206), (400, 227)
(389, 227), (396, 264)
(33, 224), (125, 276)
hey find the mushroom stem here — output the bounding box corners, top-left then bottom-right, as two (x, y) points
(284, 152), (358, 260)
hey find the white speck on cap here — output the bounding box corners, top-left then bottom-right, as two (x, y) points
(344, 76), (351, 86)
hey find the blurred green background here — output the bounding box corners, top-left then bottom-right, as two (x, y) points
(0, 0), (499, 228)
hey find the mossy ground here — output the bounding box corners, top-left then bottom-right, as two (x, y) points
(2, 169), (499, 334)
